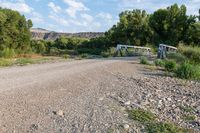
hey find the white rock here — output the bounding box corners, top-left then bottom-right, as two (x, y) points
(99, 97), (104, 101)
(167, 97), (172, 101)
(124, 101), (131, 106)
(123, 124), (130, 130)
(57, 110), (64, 117)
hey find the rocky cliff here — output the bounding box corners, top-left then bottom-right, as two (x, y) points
(31, 28), (104, 40)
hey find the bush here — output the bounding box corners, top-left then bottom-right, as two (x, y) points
(140, 56), (149, 65)
(79, 53), (89, 58)
(101, 47), (116, 57)
(49, 47), (60, 56)
(0, 48), (15, 58)
(164, 60), (177, 72)
(154, 59), (165, 67)
(62, 54), (70, 59)
(178, 45), (200, 63)
(175, 62), (200, 80)
(167, 52), (187, 63)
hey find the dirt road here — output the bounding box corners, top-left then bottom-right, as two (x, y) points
(0, 58), (199, 133)
(0, 58), (140, 132)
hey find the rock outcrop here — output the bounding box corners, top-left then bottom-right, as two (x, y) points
(31, 28), (104, 40)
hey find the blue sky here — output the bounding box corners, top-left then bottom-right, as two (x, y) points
(0, 0), (199, 33)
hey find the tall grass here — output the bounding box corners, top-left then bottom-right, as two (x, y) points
(178, 45), (200, 64)
(0, 48), (15, 58)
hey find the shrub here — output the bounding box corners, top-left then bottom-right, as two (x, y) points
(175, 62), (200, 80)
(178, 45), (200, 63)
(154, 59), (165, 67)
(80, 53), (89, 58)
(164, 60), (177, 72)
(0, 48), (15, 58)
(62, 54), (70, 59)
(101, 47), (116, 57)
(167, 52), (187, 63)
(49, 47), (60, 56)
(140, 56), (149, 65)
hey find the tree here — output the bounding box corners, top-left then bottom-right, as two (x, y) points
(149, 4), (196, 46)
(0, 8), (32, 57)
(107, 9), (152, 46)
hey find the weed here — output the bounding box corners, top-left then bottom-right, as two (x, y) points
(140, 56), (149, 65)
(127, 109), (190, 133)
(128, 109), (156, 123)
(146, 122), (188, 133)
(15, 58), (34, 66)
(175, 62), (200, 80)
(0, 58), (13, 66)
(182, 115), (196, 121)
(63, 54), (70, 59)
(179, 105), (195, 113)
(164, 60), (176, 72)
(154, 59), (165, 67)
(167, 52), (187, 63)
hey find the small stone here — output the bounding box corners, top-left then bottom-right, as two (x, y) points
(123, 124), (130, 130)
(124, 101), (131, 106)
(57, 110), (64, 117)
(99, 97), (104, 101)
(167, 97), (172, 101)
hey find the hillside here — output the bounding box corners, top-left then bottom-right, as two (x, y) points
(31, 28), (104, 40)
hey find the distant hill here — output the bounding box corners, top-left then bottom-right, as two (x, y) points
(31, 28), (104, 40)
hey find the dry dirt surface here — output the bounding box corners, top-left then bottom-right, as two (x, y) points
(0, 57), (199, 133)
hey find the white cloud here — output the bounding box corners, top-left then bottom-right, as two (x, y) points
(0, 1), (33, 13)
(31, 12), (44, 23)
(63, 0), (89, 18)
(97, 12), (113, 20)
(81, 13), (93, 23)
(48, 13), (69, 26)
(48, 2), (62, 13)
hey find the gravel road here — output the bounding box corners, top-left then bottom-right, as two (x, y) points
(0, 58), (199, 133)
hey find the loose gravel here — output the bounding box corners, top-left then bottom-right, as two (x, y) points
(0, 57), (199, 133)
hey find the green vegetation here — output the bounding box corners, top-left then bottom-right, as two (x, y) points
(154, 59), (165, 67)
(175, 62), (200, 80)
(128, 109), (189, 133)
(0, 57), (54, 67)
(140, 56), (150, 65)
(178, 45), (200, 63)
(164, 60), (177, 72)
(166, 52), (187, 63)
(182, 115), (196, 122)
(0, 8), (32, 57)
(146, 122), (188, 133)
(179, 105), (195, 113)
(0, 3), (199, 74)
(128, 109), (155, 123)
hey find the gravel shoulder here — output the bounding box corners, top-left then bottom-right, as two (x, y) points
(0, 57), (199, 133)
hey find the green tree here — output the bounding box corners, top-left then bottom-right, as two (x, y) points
(106, 9), (152, 46)
(149, 4), (196, 46)
(0, 8), (32, 57)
